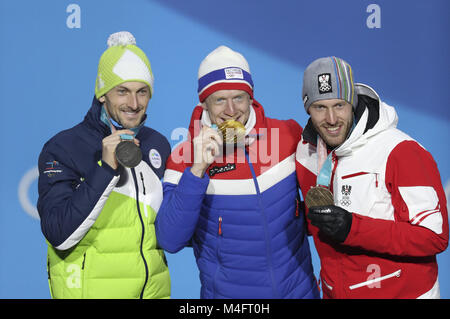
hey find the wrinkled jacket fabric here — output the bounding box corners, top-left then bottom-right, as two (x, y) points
(296, 84), (448, 298)
(156, 100), (319, 299)
(38, 97), (171, 299)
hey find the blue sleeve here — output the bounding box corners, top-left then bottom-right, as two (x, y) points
(37, 141), (118, 250)
(155, 168), (209, 253)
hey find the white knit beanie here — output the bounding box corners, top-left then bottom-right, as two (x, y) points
(197, 45), (254, 102)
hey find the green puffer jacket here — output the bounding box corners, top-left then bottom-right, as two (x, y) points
(38, 99), (171, 299)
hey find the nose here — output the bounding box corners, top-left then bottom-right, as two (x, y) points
(128, 93), (139, 110)
(223, 99), (235, 117)
(325, 108), (337, 124)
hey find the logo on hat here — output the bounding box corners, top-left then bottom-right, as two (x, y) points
(318, 73), (332, 94)
(224, 67), (244, 80)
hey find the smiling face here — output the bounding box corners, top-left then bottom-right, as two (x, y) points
(308, 99), (354, 148)
(99, 81), (150, 129)
(203, 89), (252, 126)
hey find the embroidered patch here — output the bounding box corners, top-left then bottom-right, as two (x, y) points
(318, 73), (332, 94)
(43, 160), (63, 177)
(224, 67), (244, 80)
(149, 149), (162, 169)
(340, 184), (352, 206)
(209, 163), (236, 177)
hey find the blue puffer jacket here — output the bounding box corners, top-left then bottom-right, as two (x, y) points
(155, 101), (318, 299)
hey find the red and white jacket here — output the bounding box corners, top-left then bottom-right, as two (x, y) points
(296, 84), (448, 299)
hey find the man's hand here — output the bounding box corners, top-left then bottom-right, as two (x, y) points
(190, 126), (223, 178)
(102, 129), (139, 170)
(307, 205), (353, 242)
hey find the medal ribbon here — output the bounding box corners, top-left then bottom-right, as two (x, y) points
(100, 106), (144, 139)
(316, 135), (333, 188)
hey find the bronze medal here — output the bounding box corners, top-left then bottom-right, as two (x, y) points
(304, 186), (334, 209)
(115, 140), (142, 168)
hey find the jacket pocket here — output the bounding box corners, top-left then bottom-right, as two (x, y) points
(348, 269), (401, 290)
(338, 171), (380, 216)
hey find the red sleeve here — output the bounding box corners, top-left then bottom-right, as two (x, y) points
(344, 141), (449, 257)
(286, 119), (303, 140)
(165, 140), (192, 172)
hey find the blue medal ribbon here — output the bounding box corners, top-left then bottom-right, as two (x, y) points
(100, 106), (144, 139)
(316, 149), (333, 188)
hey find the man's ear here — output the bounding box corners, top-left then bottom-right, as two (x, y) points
(98, 96), (106, 103)
(201, 101), (208, 110)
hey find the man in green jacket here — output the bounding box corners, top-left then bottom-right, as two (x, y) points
(37, 31), (171, 299)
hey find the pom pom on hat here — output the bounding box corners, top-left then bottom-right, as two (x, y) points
(95, 31), (154, 99)
(198, 46), (254, 102)
(107, 31), (136, 47)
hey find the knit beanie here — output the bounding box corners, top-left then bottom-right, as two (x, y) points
(302, 56), (357, 112)
(197, 45), (254, 102)
(95, 31), (154, 99)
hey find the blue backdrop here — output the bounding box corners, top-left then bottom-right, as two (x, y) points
(1, 0), (448, 298)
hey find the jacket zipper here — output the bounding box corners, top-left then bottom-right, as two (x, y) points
(330, 152), (346, 296)
(140, 171), (148, 217)
(322, 277), (333, 291)
(349, 269), (401, 290)
(140, 172), (146, 195)
(47, 258), (51, 280)
(218, 217), (223, 236)
(244, 149), (279, 298)
(213, 216), (223, 298)
(131, 168), (149, 299)
(341, 172), (370, 179)
(342, 171), (379, 188)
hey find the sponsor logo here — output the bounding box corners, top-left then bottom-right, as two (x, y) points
(209, 163), (236, 177)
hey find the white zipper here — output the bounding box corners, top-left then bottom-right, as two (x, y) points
(349, 269), (401, 290)
(322, 278), (333, 291)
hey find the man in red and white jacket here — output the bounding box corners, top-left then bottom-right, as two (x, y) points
(296, 56), (448, 298)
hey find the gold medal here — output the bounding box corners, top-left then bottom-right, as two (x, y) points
(304, 186), (334, 209)
(218, 120), (246, 144)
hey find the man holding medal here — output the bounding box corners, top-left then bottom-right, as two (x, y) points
(37, 31), (171, 298)
(155, 46), (319, 299)
(296, 56), (448, 298)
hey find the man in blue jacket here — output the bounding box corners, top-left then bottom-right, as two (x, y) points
(37, 31), (171, 298)
(155, 46), (318, 299)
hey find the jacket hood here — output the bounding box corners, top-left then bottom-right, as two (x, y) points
(335, 83), (398, 157)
